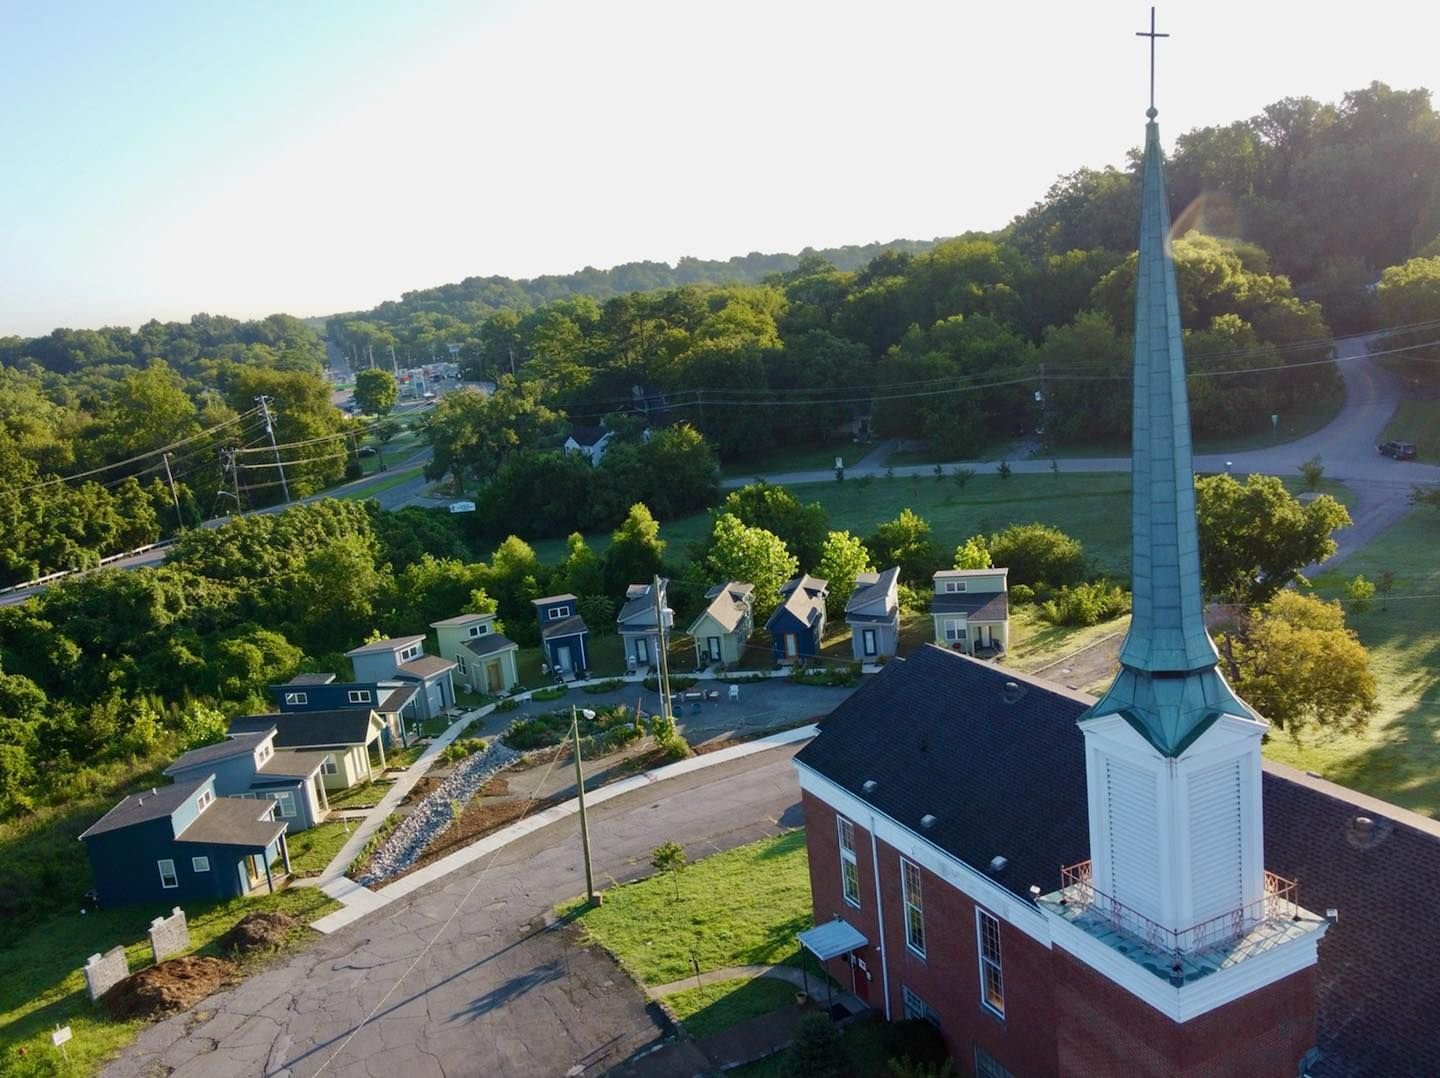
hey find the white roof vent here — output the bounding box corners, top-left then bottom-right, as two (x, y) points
(920, 814), (937, 829)
(862, 780), (878, 794)
(989, 855), (1008, 873)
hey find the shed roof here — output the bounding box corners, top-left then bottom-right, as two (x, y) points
(79, 776), (210, 840)
(163, 732), (270, 776)
(344, 635), (424, 657)
(287, 672), (337, 686)
(931, 591), (1009, 621)
(540, 614), (589, 640)
(396, 655), (456, 679)
(258, 748), (331, 779)
(430, 613), (494, 629)
(175, 798), (285, 849)
(229, 710), (378, 749)
(464, 633), (519, 658)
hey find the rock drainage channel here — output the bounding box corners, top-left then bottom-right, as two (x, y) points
(356, 740), (520, 886)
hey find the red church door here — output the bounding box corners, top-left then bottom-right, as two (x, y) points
(850, 952), (870, 1003)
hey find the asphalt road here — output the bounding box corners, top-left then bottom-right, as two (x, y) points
(104, 744), (806, 1078)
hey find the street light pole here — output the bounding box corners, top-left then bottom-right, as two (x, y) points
(572, 706), (597, 906)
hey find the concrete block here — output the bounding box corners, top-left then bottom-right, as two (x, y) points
(148, 905), (189, 963)
(84, 946), (129, 1001)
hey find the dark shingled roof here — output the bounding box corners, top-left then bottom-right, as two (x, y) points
(396, 655), (456, 679)
(845, 567), (900, 620)
(79, 776), (210, 840)
(795, 644), (1440, 1077)
(463, 632), (518, 658)
(175, 798), (285, 849)
(541, 614), (588, 640)
(567, 424), (607, 447)
(287, 672), (337, 686)
(258, 748), (331, 779)
(163, 732), (270, 776)
(378, 682), (419, 712)
(930, 590), (1009, 620)
(230, 710), (377, 749)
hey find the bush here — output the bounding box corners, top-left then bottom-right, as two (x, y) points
(1038, 581), (1132, 627)
(989, 523), (1085, 587)
(583, 678), (626, 694)
(643, 673), (697, 692)
(502, 714), (571, 751)
(882, 1019), (950, 1073)
(1009, 583), (1035, 604)
(783, 1014), (851, 1078)
(494, 698), (519, 712)
(791, 663), (861, 687)
(531, 685), (568, 702)
(440, 737), (488, 764)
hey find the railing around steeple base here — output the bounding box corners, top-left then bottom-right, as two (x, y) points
(1057, 860), (1299, 957)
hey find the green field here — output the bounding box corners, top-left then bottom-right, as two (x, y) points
(665, 976), (802, 1039)
(721, 441), (867, 479)
(1264, 507), (1440, 816)
(1379, 397), (1440, 463)
(0, 887), (338, 1074)
(336, 465), (425, 502)
(286, 821), (354, 876)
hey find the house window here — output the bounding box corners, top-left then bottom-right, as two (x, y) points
(284, 691), (308, 706)
(196, 790), (214, 811)
(157, 859), (178, 889)
(321, 755), (338, 776)
(902, 985), (940, 1028)
(192, 856), (211, 873)
(348, 690), (372, 704)
(257, 744), (271, 763)
(974, 1046), (1014, 1078)
(837, 818), (861, 907)
(267, 790), (298, 818)
(469, 624), (488, 637)
(862, 629), (877, 657)
(944, 580), (967, 593)
(549, 606), (569, 619)
(901, 859), (925, 956)
(944, 619), (965, 642)
(456, 656), (467, 675)
(401, 646), (420, 661)
(977, 909), (1005, 1017)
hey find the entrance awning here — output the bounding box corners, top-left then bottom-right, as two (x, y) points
(798, 919), (868, 961)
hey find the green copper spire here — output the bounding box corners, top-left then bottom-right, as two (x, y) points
(1085, 113), (1253, 757)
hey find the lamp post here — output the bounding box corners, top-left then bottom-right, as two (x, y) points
(572, 706), (598, 905)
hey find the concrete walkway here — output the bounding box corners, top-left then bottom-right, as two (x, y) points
(306, 704), (494, 888)
(310, 723), (818, 933)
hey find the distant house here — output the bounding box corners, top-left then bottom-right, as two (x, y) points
(229, 709), (389, 791)
(163, 728), (330, 831)
(432, 613), (520, 695)
(271, 673), (419, 747)
(765, 574), (828, 663)
(563, 425), (614, 465)
(344, 637), (457, 721)
(615, 580), (673, 671)
(532, 594), (589, 677)
(844, 566), (901, 662)
(930, 568), (1010, 656)
(687, 581), (755, 668)
(80, 775), (291, 907)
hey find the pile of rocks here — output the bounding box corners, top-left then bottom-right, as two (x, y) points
(357, 740), (519, 886)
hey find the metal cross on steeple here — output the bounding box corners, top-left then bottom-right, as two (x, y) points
(1136, 7), (1169, 116)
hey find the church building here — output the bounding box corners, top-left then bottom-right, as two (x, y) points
(794, 70), (1440, 1078)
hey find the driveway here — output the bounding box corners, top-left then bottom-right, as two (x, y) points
(105, 744), (807, 1078)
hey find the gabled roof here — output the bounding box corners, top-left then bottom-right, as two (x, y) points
(175, 798), (285, 849)
(618, 580), (670, 626)
(344, 635), (424, 658)
(845, 567), (899, 620)
(163, 732), (271, 776)
(286, 672), (337, 686)
(780, 573), (827, 599)
(540, 614), (589, 640)
(566, 425), (609, 447)
(430, 613), (494, 629)
(377, 682), (419, 712)
(795, 646), (1440, 1075)
(931, 591), (1009, 621)
(80, 776), (210, 840)
(463, 632), (519, 658)
(689, 581), (754, 634)
(766, 578), (826, 633)
(229, 710), (379, 749)
(396, 655), (456, 679)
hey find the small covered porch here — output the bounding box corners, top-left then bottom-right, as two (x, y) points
(796, 919), (875, 1019)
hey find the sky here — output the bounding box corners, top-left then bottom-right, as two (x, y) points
(2, 0), (1438, 336)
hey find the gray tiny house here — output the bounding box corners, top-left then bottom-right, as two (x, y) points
(615, 580), (673, 670)
(844, 567), (901, 661)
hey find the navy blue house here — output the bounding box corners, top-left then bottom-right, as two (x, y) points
(271, 673), (420, 748)
(79, 775), (291, 908)
(765, 574), (829, 663)
(532, 594), (590, 677)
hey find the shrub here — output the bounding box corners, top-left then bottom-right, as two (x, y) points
(1038, 581), (1131, 627)
(494, 698), (519, 712)
(583, 678), (626, 694)
(440, 737), (488, 764)
(531, 685), (568, 702)
(644, 673), (697, 692)
(783, 1015), (851, 1078)
(1009, 583), (1035, 604)
(882, 1019), (950, 1072)
(502, 714), (570, 751)
(989, 523), (1085, 587)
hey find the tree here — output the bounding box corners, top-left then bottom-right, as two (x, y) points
(1347, 575), (1376, 615)
(783, 1014), (851, 1078)
(987, 524), (1084, 588)
(954, 536), (992, 569)
(1195, 474), (1350, 602)
(1217, 591), (1377, 738)
(604, 504), (667, 595)
(353, 368), (398, 416)
(720, 482), (830, 568)
(554, 533), (605, 598)
(864, 509), (939, 584)
(815, 531), (875, 618)
(424, 378), (562, 491)
(1299, 456), (1325, 491)
(650, 840), (687, 901)
(635, 424), (720, 518)
(704, 514), (798, 620)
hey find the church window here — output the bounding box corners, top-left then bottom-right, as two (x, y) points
(837, 817), (860, 907)
(901, 859), (925, 956)
(977, 909), (1005, 1017)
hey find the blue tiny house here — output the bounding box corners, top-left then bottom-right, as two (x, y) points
(163, 729), (330, 831)
(766, 574), (829, 663)
(615, 580), (673, 670)
(532, 594), (590, 677)
(342, 638), (456, 722)
(80, 775), (291, 908)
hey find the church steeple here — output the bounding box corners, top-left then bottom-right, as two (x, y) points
(1083, 105), (1252, 757)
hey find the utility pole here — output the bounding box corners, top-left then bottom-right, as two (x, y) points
(571, 706), (596, 906)
(652, 574), (675, 727)
(220, 447), (242, 517)
(388, 345), (399, 375)
(161, 452), (184, 531)
(255, 396), (291, 504)
(367, 344), (375, 369)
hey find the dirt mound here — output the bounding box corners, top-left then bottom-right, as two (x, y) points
(102, 956), (235, 1019)
(478, 775), (509, 796)
(220, 911), (298, 955)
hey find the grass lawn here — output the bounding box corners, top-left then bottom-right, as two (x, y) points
(0, 886), (339, 1075)
(515, 633), (628, 687)
(1263, 507), (1440, 817)
(563, 830), (812, 985)
(325, 780), (393, 811)
(286, 821), (353, 877)
(337, 465), (425, 501)
(1004, 605), (1129, 676)
(665, 976), (802, 1039)
(721, 441), (866, 479)
(1379, 397), (1440, 463)
(384, 743), (429, 770)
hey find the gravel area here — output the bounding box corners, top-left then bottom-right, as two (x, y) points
(356, 740), (519, 886)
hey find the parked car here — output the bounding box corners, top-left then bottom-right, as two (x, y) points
(1377, 441), (1417, 460)
(357, 446), (377, 457)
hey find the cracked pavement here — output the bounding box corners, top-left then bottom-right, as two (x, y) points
(103, 745), (806, 1078)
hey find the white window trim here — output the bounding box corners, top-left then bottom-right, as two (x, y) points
(901, 857), (926, 957)
(284, 691), (308, 706)
(944, 618), (966, 641)
(902, 985), (940, 1028)
(348, 689), (372, 704)
(944, 580), (967, 593)
(321, 754), (339, 776)
(837, 817), (861, 909)
(196, 790), (214, 810)
(862, 629), (877, 657)
(192, 856), (210, 873)
(268, 790), (298, 818)
(977, 908), (1005, 1019)
(157, 859), (178, 889)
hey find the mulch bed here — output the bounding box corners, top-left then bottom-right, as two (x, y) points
(478, 776), (510, 796)
(102, 956), (236, 1020)
(402, 776), (442, 805)
(219, 911), (298, 956)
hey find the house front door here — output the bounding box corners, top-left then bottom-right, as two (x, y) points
(485, 661), (502, 693)
(784, 633), (799, 658)
(635, 637), (649, 664)
(708, 636), (722, 662)
(556, 644), (573, 672)
(245, 855), (261, 889)
(862, 629), (877, 657)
